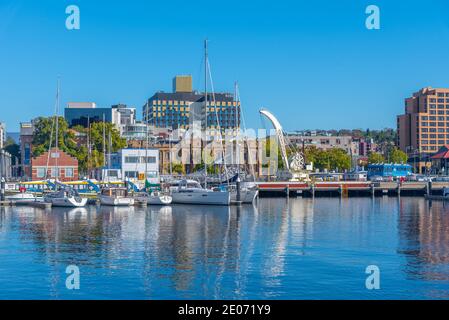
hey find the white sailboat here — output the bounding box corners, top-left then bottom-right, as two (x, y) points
(227, 83), (258, 204)
(136, 100), (173, 206)
(168, 40), (230, 206)
(43, 80), (88, 208)
(99, 187), (135, 206)
(44, 188), (88, 207)
(135, 191), (172, 205)
(170, 179), (230, 205)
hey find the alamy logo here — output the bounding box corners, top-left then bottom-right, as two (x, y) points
(365, 5), (380, 30)
(65, 5), (80, 30)
(365, 265), (380, 290)
(65, 265), (80, 290)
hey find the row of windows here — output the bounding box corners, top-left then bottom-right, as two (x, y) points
(124, 156), (156, 164)
(420, 116), (449, 121)
(151, 100), (238, 107)
(429, 98), (449, 103)
(420, 140), (448, 145)
(36, 167), (74, 178)
(420, 122), (449, 127)
(124, 171), (158, 178)
(421, 134), (449, 138)
(420, 127), (449, 133)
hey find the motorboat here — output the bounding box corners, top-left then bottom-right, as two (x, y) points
(170, 179), (230, 206)
(5, 192), (43, 204)
(99, 187), (134, 206)
(44, 188), (88, 207)
(135, 191), (172, 205)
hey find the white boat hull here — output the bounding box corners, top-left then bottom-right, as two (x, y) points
(45, 196), (88, 207)
(99, 195), (135, 206)
(5, 193), (43, 204)
(148, 195), (172, 205)
(230, 189), (259, 204)
(171, 191), (230, 205)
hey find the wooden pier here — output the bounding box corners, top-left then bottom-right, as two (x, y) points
(257, 181), (449, 197)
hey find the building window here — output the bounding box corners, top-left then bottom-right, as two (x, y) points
(141, 156), (156, 164)
(65, 168), (74, 178)
(37, 168), (46, 178)
(50, 168), (59, 178)
(125, 171), (138, 178)
(125, 156), (140, 163)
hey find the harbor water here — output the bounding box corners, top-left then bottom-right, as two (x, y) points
(0, 197), (448, 299)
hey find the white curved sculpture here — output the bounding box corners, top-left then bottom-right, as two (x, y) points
(259, 109), (291, 171)
(259, 108), (306, 178)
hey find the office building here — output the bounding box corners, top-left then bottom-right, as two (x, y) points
(112, 104), (136, 127)
(286, 134), (356, 154)
(397, 87), (449, 172)
(143, 76), (240, 135)
(102, 148), (159, 183)
(65, 102), (121, 128)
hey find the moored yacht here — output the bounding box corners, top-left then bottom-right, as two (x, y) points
(170, 180), (230, 206)
(228, 182), (259, 204)
(135, 191), (172, 205)
(44, 188), (88, 207)
(99, 187), (135, 206)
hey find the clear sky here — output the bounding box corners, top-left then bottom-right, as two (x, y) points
(1, 0), (449, 132)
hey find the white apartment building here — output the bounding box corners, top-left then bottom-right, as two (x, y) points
(102, 148), (159, 183)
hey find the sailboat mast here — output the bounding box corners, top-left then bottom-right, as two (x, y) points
(204, 39), (208, 189)
(145, 101), (149, 187)
(55, 79), (60, 181)
(103, 113), (106, 168)
(235, 82), (240, 177)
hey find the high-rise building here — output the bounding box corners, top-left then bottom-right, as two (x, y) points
(397, 87), (449, 172)
(143, 76), (240, 136)
(65, 102), (121, 128)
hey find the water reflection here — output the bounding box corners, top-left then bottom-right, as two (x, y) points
(398, 199), (449, 284)
(1, 197), (449, 299)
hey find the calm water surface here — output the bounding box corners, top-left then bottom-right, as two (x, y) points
(0, 197), (448, 299)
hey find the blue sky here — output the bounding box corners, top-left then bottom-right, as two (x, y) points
(1, 0), (449, 132)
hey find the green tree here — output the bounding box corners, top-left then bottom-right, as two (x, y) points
(388, 147), (407, 164)
(172, 163), (185, 174)
(4, 142), (20, 165)
(32, 116), (77, 157)
(368, 152), (385, 164)
(31, 117), (127, 175)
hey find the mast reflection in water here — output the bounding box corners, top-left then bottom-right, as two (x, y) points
(0, 197), (448, 299)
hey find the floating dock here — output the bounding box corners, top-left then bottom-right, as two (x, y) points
(257, 181), (449, 197)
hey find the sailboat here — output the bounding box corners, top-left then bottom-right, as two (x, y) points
(224, 83), (258, 204)
(99, 186), (134, 206)
(134, 102), (173, 205)
(169, 40), (230, 206)
(43, 80), (88, 208)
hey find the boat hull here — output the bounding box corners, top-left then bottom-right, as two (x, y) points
(44, 197), (88, 207)
(230, 189), (259, 204)
(171, 191), (230, 206)
(5, 193), (43, 204)
(99, 195), (135, 206)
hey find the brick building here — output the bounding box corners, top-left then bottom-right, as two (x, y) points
(31, 148), (79, 182)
